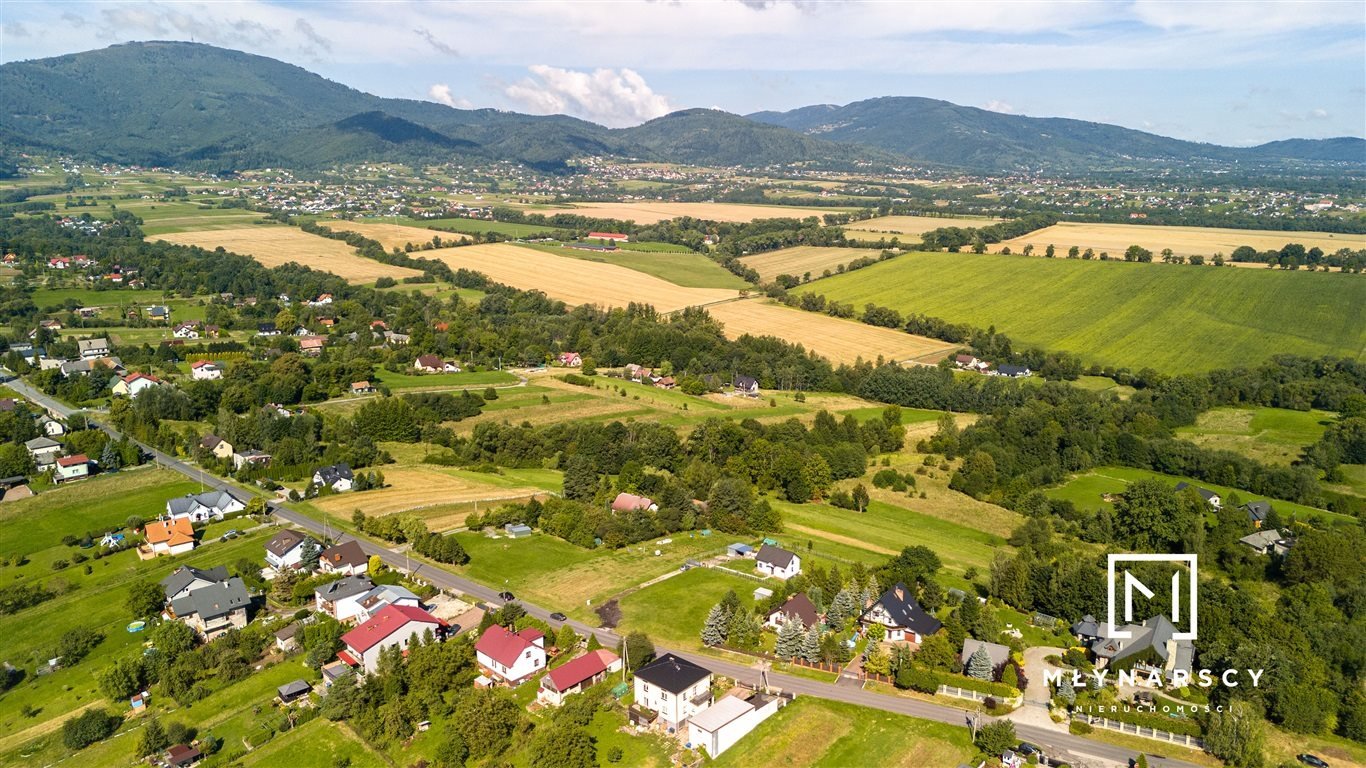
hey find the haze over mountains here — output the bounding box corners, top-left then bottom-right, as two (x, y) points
(2, 42), (1361, 173)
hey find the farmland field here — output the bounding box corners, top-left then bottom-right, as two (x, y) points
(155, 226), (423, 283)
(424, 217), (561, 238)
(325, 219), (469, 250)
(371, 367), (518, 390)
(706, 298), (957, 365)
(307, 466), (544, 528)
(534, 201), (854, 224)
(529, 243), (751, 289)
(1174, 406), (1334, 466)
(800, 251), (1366, 373)
(423, 243), (739, 311)
(740, 246), (887, 282)
(843, 214), (1003, 237)
(991, 221), (1366, 258)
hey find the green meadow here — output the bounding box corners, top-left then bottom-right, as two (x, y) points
(522, 242), (750, 289)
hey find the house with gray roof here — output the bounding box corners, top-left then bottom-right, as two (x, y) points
(161, 565), (230, 601)
(1088, 614), (1194, 683)
(24, 436), (63, 467)
(169, 577), (250, 639)
(166, 490), (245, 523)
(960, 638), (1012, 679)
(315, 575), (375, 623)
(860, 583), (943, 644)
(1241, 500), (1273, 527)
(1174, 482), (1221, 509)
(1239, 529), (1294, 556)
(755, 544), (801, 580)
(355, 584), (422, 621)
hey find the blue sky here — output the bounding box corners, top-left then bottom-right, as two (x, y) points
(2, 0), (1362, 145)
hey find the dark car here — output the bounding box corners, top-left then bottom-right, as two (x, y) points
(447, 624), (462, 635)
(1017, 742), (1042, 757)
(1298, 756), (1330, 768)
(498, 591), (515, 602)
(549, 612), (567, 622)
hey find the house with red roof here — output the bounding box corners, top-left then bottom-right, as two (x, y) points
(475, 624), (546, 685)
(338, 604), (444, 674)
(538, 649), (621, 706)
(54, 454), (90, 482)
(558, 351), (582, 367)
(112, 372), (160, 397)
(611, 492), (657, 513)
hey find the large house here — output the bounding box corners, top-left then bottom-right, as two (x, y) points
(265, 529), (313, 571)
(166, 490), (245, 523)
(313, 464), (355, 493)
(199, 435), (235, 461)
(161, 565), (230, 601)
(339, 604), (445, 674)
(1086, 614), (1194, 684)
(144, 518), (197, 556)
(1239, 529), (1294, 556)
(54, 454), (89, 482)
(687, 692), (785, 758)
(755, 545), (801, 580)
(190, 360), (223, 380)
(539, 649), (622, 707)
(413, 355), (446, 373)
(112, 372), (161, 397)
(765, 593), (820, 630)
(1174, 482), (1221, 510)
(996, 364), (1031, 378)
(77, 338), (111, 359)
(24, 436), (63, 468)
(733, 375), (760, 397)
(860, 583), (943, 644)
(315, 575), (375, 623)
(610, 492), (657, 513)
(319, 540), (369, 576)
(168, 577), (250, 639)
(633, 653), (713, 732)
(475, 624), (547, 685)
(173, 322), (200, 339)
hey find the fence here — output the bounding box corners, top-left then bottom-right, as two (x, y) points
(937, 685), (1023, 708)
(1076, 713), (1205, 749)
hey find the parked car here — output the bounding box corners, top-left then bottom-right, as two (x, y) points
(1298, 756), (1330, 768)
(498, 591), (515, 602)
(549, 612), (567, 622)
(1017, 743), (1042, 757)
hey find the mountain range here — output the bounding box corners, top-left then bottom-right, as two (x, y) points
(2, 42), (1361, 174)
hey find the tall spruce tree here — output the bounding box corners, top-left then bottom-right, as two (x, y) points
(701, 603), (729, 647)
(775, 617), (803, 658)
(965, 643), (994, 680)
(800, 626), (822, 663)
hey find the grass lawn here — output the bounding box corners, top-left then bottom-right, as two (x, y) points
(372, 367), (519, 390)
(1071, 375), (1137, 398)
(799, 250), (1366, 374)
(31, 286), (175, 308)
(239, 718), (388, 768)
(524, 242), (751, 289)
(1046, 465), (1349, 524)
(1174, 406), (1334, 466)
(709, 697), (974, 767)
(616, 567), (760, 650)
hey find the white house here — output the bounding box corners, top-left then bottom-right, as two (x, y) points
(112, 372), (160, 397)
(633, 653), (713, 731)
(232, 449), (272, 470)
(1174, 482), (1222, 510)
(313, 464), (354, 493)
(144, 518), (197, 556)
(687, 693), (785, 758)
(54, 454), (90, 482)
(319, 540), (369, 576)
(354, 584), (422, 622)
(265, 529), (313, 571)
(166, 490), (245, 523)
(338, 604), (443, 674)
(315, 575), (375, 623)
(755, 544), (801, 580)
(37, 415), (66, 437)
(172, 322), (200, 339)
(77, 338), (110, 359)
(859, 583), (944, 644)
(161, 565), (230, 601)
(24, 436), (63, 468)
(475, 624), (546, 685)
(190, 360), (223, 380)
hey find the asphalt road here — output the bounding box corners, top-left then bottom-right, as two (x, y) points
(4, 373), (1198, 768)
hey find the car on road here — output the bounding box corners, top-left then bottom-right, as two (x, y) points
(498, 591), (515, 602)
(1298, 756), (1330, 767)
(549, 612), (567, 622)
(447, 624), (461, 635)
(1017, 743), (1042, 757)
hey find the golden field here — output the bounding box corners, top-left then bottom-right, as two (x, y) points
(533, 201), (848, 224)
(705, 299), (956, 365)
(156, 226), (423, 283)
(843, 214), (1003, 236)
(326, 220), (469, 251)
(310, 467), (540, 528)
(991, 221), (1366, 258)
(740, 246), (887, 282)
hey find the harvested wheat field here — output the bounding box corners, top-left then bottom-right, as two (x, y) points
(327, 220), (469, 251)
(844, 215), (1002, 237)
(310, 467), (539, 526)
(741, 246), (886, 282)
(706, 299), (955, 365)
(991, 221), (1366, 259)
(534, 201), (849, 225)
(425, 243), (738, 311)
(156, 226), (423, 283)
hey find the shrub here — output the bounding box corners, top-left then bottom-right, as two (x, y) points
(62, 708), (121, 750)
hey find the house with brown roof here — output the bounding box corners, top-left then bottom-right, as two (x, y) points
(414, 354), (443, 373)
(265, 529), (313, 570)
(319, 540), (369, 576)
(765, 593), (820, 630)
(350, 381), (376, 395)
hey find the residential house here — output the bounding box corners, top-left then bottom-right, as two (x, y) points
(144, 518), (197, 556)
(172, 322), (200, 339)
(538, 649), (622, 707)
(383, 331), (411, 346)
(169, 577), (250, 640)
(37, 415), (66, 437)
(996, 364), (1031, 378)
(633, 653), (713, 731)
(765, 593), (820, 630)
(232, 449), (272, 470)
(199, 435), (235, 460)
(25, 436), (63, 468)
(654, 376), (676, 389)
(316, 575), (375, 623)
(275, 623), (301, 652)
(1069, 615), (1106, 645)
(1242, 500), (1273, 528)
(309, 293), (334, 307)
(687, 692), (785, 758)
(350, 381), (376, 395)
(313, 464), (354, 493)
(190, 360), (223, 380)
(1239, 529), (1294, 556)
(77, 338), (111, 359)
(611, 492), (657, 512)
(277, 679), (312, 705)
(755, 545), (801, 580)
(558, 351), (582, 367)
(960, 638), (1012, 679)
(54, 454), (89, 482)
(265, 529), (313, 571)
(298, 336), (327, 356)
(1174, 482), (1222, 509)
(166, 490), (245, 523)
(48, 256), (71, 269)
(112, 372), (160, 397)
(733, 375), (760, 397)
(161, 565), (229, 601)
(475, 624), (547, 685)
(165, 745), (202, 768)
(146, 305), (171, 322)
(414, 354), (444, 373)
(626, 363), (650, 382)
(354, 584), (421, 622)
(860, 583), (943, 644)
(257, 323), (281, 337)
(338, 604), (444, 674)
(319, 540), (369, 576)
(587, 232), (630, 242)
(1087, 614), (1194, 683)
(203, 325), (221, 338)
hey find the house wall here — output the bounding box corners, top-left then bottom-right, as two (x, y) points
(477, 643), (546, 684)
(634, 677), (712, 730)
(356, 620), (439, 673)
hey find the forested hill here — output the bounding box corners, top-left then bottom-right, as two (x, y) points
(748, 96), (1366, 171)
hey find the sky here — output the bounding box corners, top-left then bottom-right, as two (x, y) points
(1, 0), (1363, 146)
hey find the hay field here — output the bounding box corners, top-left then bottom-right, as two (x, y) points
(328, 220), (469, 251)
(801, 251), (1366, 373)
(706, 299), (956, 365)
(533, 201), (848, 224)
(991, 221), (1366, 258)
(843, 215), (1003, 237)
(423, 243), (738, 311)
(156, 226), (423, 283)
(740, 246), (886, 282)
(310, 467), (539, 527)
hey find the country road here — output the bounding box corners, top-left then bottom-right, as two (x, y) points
(2, 373), (1199, 768)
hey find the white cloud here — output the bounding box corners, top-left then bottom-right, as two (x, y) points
(503, 65), (672, 127)
(1311, 108), (1330, 119)
(983, 100), (1014, 113)
(427, 83), (471, 109)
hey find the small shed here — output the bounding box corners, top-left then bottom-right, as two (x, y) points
(504, 524), (532, 539)
(727, 543), (753, 557)
(753, 587), (774, 601)
(277, 679), (312, 704)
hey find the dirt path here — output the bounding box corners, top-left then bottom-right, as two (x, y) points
(784, 523), (899, 556)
